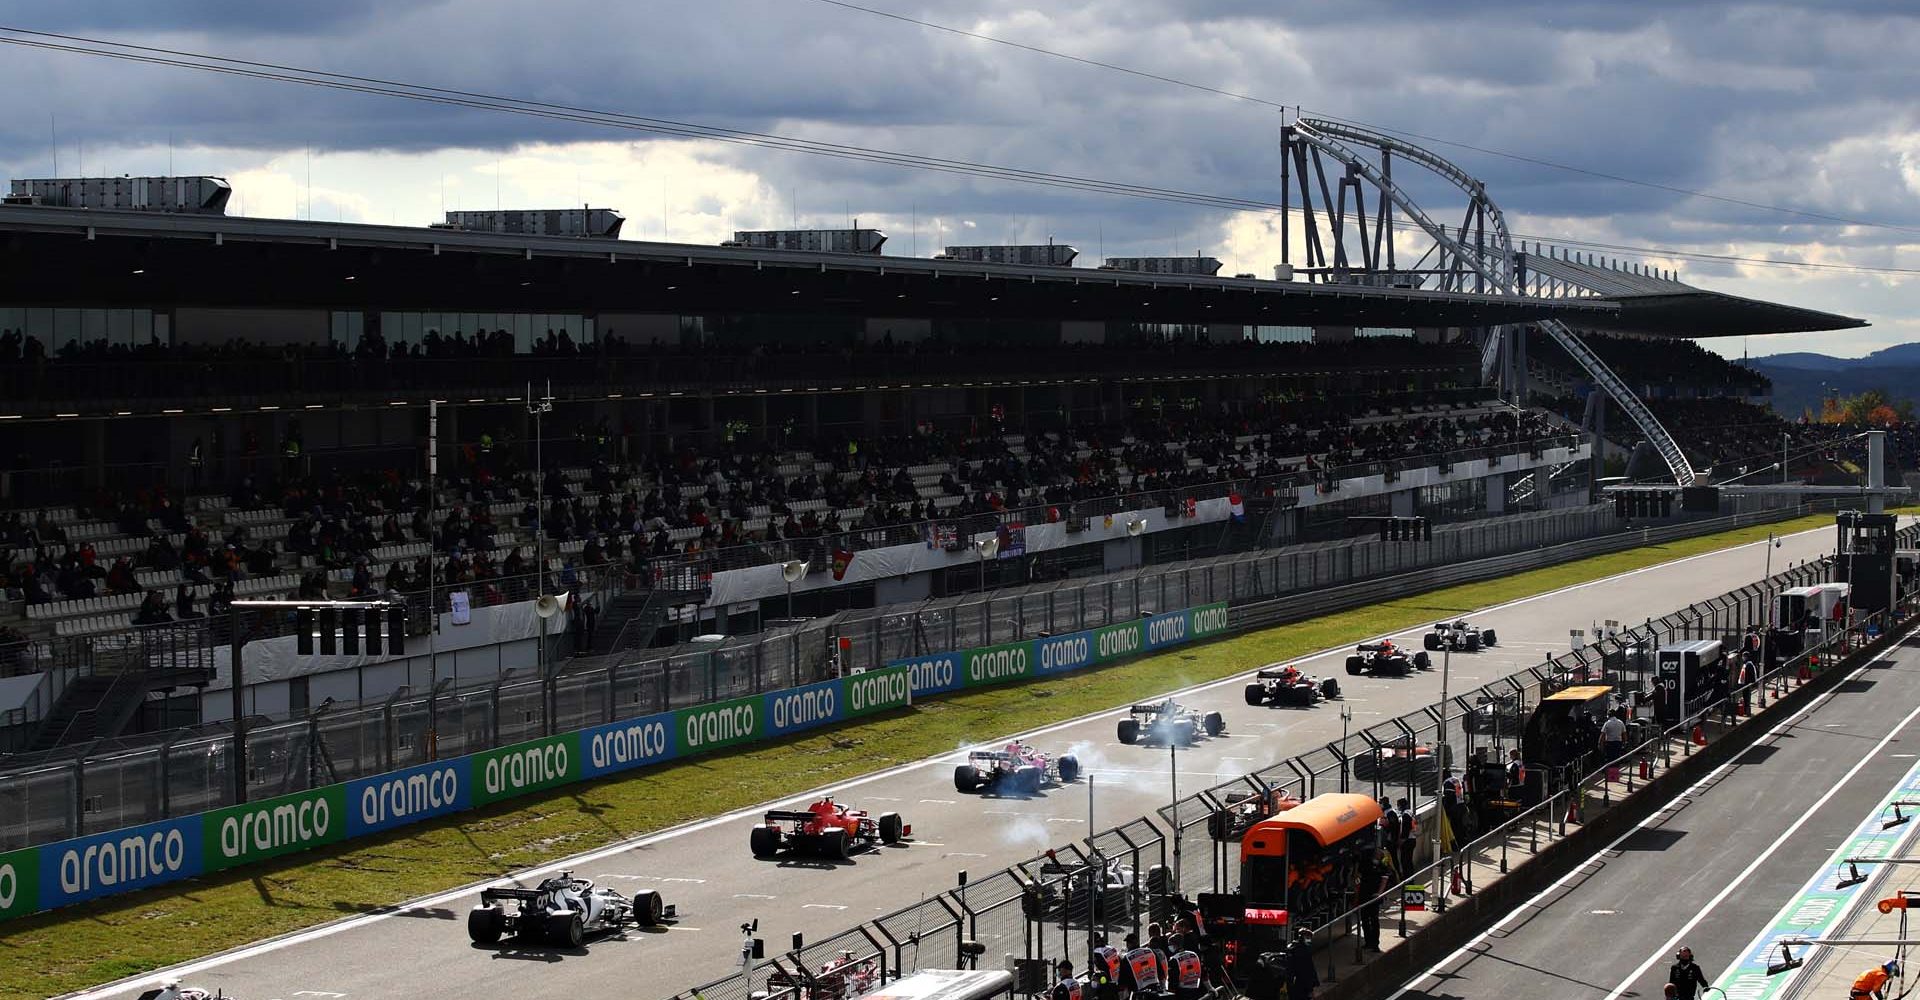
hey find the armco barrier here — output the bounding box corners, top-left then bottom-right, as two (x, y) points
(1, 599), (1231, 922)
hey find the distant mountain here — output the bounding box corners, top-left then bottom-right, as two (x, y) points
(1749, 345), (1920, 418)
(1752, 351), (1850, 372)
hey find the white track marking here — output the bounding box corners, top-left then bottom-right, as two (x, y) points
(61, 525), (1841, 1000)
(1598, 683), (1920, 998)
(1388, 652), (1892, 999)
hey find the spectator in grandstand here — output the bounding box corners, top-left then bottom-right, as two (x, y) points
(175, 583), (203, 621)
(103, 557), (139, 596)
(134, 589), (172, 626)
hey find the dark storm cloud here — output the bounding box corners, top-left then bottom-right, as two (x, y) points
(0, 0), (1914, 264)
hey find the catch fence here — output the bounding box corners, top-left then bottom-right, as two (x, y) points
(666, 520), (1910, 1000)
(0, 499), (1851, 854)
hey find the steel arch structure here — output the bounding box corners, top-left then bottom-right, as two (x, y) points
(1280, 118), (1697, 486)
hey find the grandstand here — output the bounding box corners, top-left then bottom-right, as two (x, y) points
(0, 160), (1863, 764)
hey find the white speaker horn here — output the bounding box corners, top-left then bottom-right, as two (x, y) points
(781, 559), (810, 583)
(534, 591), (571, 619)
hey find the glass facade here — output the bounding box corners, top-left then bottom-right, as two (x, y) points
(0, 307), (167, 350)
(367, 311), (593, 352)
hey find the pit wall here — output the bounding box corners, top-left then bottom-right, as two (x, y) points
(0, 603), (1228, 922)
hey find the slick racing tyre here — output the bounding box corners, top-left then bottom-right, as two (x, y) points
(1424, 633), (1443, 651)
(1118, 719), (1140, 744)
(1320, 678), (1341, 701)
(1482, 628), (1498, 646)
(633, 889), (665, 926)
(750, 825), (780, 858)
(1057, 755), (1080, 783)
(878, 812), (904, 844)
(1414, 652), (1433, 671)
(551, 911), (585, 948)
(954, 765), (982, 793)
(467, 905), (505, 944)
(1203, 712), (1225, 737)
(1245, 683), (1267, 706)
(1346, 655), (1366, 676)
(821, 828), (852, 860)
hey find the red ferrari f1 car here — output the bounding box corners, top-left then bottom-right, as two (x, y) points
(750, 797), (908, 859)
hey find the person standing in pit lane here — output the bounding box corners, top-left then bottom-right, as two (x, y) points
(1851, 959), (1899, 999)
(1051, 960), (1083, 1000)
(1668, 946), (1710, 999)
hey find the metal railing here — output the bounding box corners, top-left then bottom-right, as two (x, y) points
(0, 498), (1854, 853)
(655, 520), (1908, 1000)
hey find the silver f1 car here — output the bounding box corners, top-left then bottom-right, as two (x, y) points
(467, 870), (671, 947)
(954, 741), (1081, 793)
(1424, 620), (1498, 652)
(1117, 699), (1225, 745)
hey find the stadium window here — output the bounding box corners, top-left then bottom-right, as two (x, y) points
(512, 312), (533, 351)
(107, 309), (132, 348)
(81, 307), (108, 347)
(131, 309), (153, 346)
(53, 308), (81, 352)
(153, 311), (170, 347)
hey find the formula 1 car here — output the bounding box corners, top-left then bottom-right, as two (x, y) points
(751, 796), (907, 859)
(1206, 788), (1303, 841)
(1117, 699), (1225, 745)
(1345, 640), (1431, 677)
(467, 870), (670, 947)
(769, 950), (882, 1000)
(1244, 664), (1341, 707)
(953, 741), (1081, 794)
(1021, 858), (1141, 927)
(1424, 621), (1498, 652)
(1461, 693), (1526, 736)
(1351, 739), (1452, 792)
(136, 986), (221, 1000)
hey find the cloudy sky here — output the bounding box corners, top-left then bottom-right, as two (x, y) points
(0, 1), (1914, 358)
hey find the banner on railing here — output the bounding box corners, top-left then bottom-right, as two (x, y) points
(3, 598), (1233, 923)
(889, 603), (1229, 687)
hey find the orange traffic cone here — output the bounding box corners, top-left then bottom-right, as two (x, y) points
(1692, 725), (1707, 746)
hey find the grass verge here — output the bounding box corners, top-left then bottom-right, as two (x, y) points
(0, 512), (1846, 999)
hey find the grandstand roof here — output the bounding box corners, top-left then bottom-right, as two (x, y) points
(0, 205), (1612, 329)
(1519, 251), (1866, 338)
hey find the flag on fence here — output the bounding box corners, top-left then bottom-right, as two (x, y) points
(831, 548), (855, 581)
(1228, 493), (1245, 522)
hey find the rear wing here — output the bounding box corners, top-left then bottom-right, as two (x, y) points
(479, 886), (546, 904)
(1130, 702), (1171, 715)
(1255, 668), (1291, 679)
(968, 751), (1015, 762)
(1357, 642), (1390, 652)
(764, 810), (819, 823)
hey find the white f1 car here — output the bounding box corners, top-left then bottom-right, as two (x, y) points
(137, 986), (222, 1000)
(467, 870), (671, 947)
(1424, 620), (1498, 652)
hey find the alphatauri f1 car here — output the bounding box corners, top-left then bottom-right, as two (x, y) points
(1244, 664), (1341, 707)
(954, 741), (1081, 793)
(751, 797), (907, 859)
(467, 870), (671, 947)
(1424, 620), (1499, 652)
(1345, 640), (1432, 677)
(136, 986), (221, 1000)
(1118, 699), (1225, 745)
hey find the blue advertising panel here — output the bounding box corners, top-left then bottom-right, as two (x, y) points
(346, 759), (471, 837)
(765, 679), (843, 737)
(39, 816), (203, 908)
(579, 711), (679, 778)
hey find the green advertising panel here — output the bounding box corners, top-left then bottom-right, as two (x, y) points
(964, 640), (1033, 686)
(1188, 602), (1231, 640)
(841, 664), (914, 718)
(1091, 621), (1146, 663)
(202, 785), (348, 873)
(0, 846), (37, 919)
(675, 694), (762, 755)
(471, 734), (581, 808)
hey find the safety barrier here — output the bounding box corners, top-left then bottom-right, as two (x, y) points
(664, 520), (1917, 1000)
(0, 593), (1231, 922)
(0, 502), (1869, 922)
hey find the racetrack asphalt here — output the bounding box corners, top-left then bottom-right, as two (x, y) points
(1386, 633), (1920, 999)
(57, 523), (1851, 1000)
